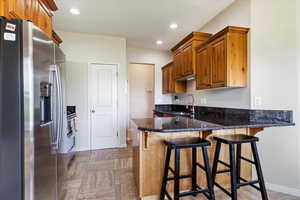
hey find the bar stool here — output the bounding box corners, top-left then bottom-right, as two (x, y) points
(160, 137), (215, 200)
(211, 134), (268, 200)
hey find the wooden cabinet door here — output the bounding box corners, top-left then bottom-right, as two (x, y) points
(169, 66), (175, 93)
(211, 37), (226, 87)
(173, 55), (177, 79)
(0, 0), (5, 16)
(177, 54), (181, 79)
(181, 49), (187, 76)
(184, 46), (193, 76)
(178, 52), (182, 78)
(196, 47), (211, 90)
(37, 2), (52, 38)
(27, 0), (39, 23)
(174, 53), (180, 79)
(179, 52), (185, 78)
(7, 0), (26, 19)
(162, 67), (169, 94)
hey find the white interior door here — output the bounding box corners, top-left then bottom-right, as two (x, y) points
(88, 63), (118, 150)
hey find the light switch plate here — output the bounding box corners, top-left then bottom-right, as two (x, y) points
(200, 98), (207, 105)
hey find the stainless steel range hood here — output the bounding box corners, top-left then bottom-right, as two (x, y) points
(176, 74), (196, 81)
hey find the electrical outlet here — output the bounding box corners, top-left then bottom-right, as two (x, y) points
(254, 96), (262, 107)
(200, 98), (207, 105)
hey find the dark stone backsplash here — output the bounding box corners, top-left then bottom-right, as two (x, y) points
(155, 104), (293, 125)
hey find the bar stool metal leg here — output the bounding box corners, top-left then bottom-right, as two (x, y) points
(251, 142), (269, 200)
(192, 148), (197, 194)
(160, 146), (172, 200)
(236, 144), (242, 187)
(212, 141), (221, 183)
(229, 144), (237, 200)
(202, 146), (216, 200)
(174, 148), (180, 200)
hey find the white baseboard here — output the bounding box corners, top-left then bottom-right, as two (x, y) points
(75, 147), (90, 152)
(267, 182), (300, 197)
(75, 144), (127, 152)
(119, 143), (127, 148)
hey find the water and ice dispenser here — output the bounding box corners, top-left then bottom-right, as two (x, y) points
(40, 82), (52, 124)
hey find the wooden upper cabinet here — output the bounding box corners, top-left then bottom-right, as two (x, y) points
(171, 32), (212, 80)
(0, 0), (60, 43)
(196, 46), (211, 90)
(196, 26), (249, 90)
(162, 62), (186, 94)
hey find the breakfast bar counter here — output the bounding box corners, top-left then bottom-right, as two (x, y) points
(131, 106), (294, 200)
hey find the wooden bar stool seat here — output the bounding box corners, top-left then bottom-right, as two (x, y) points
(212, 134), (268, 200)
(160, 137), (215, 200)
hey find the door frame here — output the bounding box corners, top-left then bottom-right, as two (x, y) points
(127, 62), (155, 135)
(87, 62), (120, 150)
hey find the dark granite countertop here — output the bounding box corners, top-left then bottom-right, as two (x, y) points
(132, 117), (294, 133)
(153, 109), (192, 117)
(132, 105), (295, 133)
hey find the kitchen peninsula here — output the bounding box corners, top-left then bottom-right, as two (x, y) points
(131, 105), (294, 199)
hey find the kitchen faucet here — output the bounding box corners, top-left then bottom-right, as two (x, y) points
(188, 94), (195, 118)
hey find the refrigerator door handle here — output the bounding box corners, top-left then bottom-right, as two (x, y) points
(55, 65), (62, 150)
(50, 65), (61, 150)
(56, 65), (63, 150)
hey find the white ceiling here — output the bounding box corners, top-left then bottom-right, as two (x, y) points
(53, 0), (234, 50)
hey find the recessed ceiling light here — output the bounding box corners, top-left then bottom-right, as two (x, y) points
(170, 23), (178, 29)
(156, 40), (163, 45)
(70, 8), (80, 15)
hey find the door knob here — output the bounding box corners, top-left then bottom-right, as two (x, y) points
(91, 110), (95, 113)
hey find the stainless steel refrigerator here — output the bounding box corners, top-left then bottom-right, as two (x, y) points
(0, 18), (66, 200)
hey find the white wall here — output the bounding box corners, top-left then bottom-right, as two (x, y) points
(172, 0), (251, 109)
(127, 47), (173, 104)
(251, 0), (300, 193)
(58, 31), (128, 151)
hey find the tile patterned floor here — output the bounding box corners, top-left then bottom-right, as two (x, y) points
(61, 144), (300, 200)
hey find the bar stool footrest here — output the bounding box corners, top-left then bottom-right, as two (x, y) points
(196, 185), (211, 199)
(237, 180), (259, 188)
(179, 188), (210, 198)
(166, 174), (192, 181)
(240, 177), (261, 191)
(216, 169), (231, 174)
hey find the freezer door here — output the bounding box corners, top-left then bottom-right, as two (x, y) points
(23, 21), (58, 200)
(0, 18), (23, 200)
